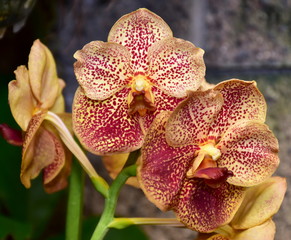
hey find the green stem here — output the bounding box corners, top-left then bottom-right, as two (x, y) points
(66, 158), (85, 240)
(90, 150), (139, 240)
(108, 217), (184, 229)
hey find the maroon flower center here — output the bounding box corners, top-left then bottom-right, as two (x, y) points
(187, 141), (234, 188)
(127, 74), (156, 116)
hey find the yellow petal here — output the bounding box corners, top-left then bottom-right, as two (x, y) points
(28, 39), (60, 110)
(8, 66), (36, 131)
(234, 219), (275, 240)
(206, 234), (230, 240)
(231, 177), (286, 229)
(49, 79), (66, 113)
(102, 153), (140, 188)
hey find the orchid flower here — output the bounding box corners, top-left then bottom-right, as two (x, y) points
(72, 8), (206, 155)
(196, 176), (287, 240)
(7, 39), (108, 195)
(138, 79), (279, 232)
(7, 39), (72, 193)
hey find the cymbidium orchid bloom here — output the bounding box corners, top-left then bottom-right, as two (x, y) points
(72, 8), (206, 155)
(196, 176), (287, 240)
(138, 79), (280, 232)
(8, 39), (71, 193)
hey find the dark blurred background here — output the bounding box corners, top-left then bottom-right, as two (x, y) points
(0, 0), (290, 239)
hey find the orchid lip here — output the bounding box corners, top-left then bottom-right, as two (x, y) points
(128, 74), (156, 116)
(185, 141), (233, 188)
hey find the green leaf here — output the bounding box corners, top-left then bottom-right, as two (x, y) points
(0, 215), (31, 240)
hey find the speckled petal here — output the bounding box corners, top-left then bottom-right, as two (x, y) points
(42, 130), (66, 185)
(139, 86), (185, 132)
(44, 144), (71, 193)
(138, 112), (197, 211)
(165, 90), (224, 147)
(174, 179), (245, 232)
(73, 87), (143, 155)
(231, 177), (286, 229)
(210, 79), (267, 137)
(8, 66), (36, 131)
(148, 38), (205, 98)
(234, 220), (275, 240)
(21, 111), (54, 188)
(108, 8), (173, 70)
(217, 120), (279, 187)
(74, 41), (132, 100)
(28, 39), (60, 110)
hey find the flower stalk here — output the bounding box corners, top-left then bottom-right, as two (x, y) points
(66, 158), (85, 240)
(91, 150), (139, 240)
(108, 217), (184, 229)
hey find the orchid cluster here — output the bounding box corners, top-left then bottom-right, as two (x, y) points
(0, 8), (287, 240)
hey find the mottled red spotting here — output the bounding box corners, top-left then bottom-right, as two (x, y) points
(209, 79), (267, 137)
(166, 90), (223, 147)
(217, 120), (279, 187)
(140, 86), (185, 131)
(74, 41), (131, 101)
(43, 130), (65, 184)
(138, 112), (197, 210)
(22, 111), (46, 165)
(148, 38), (205, 98)
(73, 87), (144, 155)
(108, 8), (173, 70)
(175, 179), (245, 232)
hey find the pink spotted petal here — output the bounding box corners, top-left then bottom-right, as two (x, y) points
(148, 38), (205, 98)
(73, 87), (143, 155)
(74, 41), (132, 100)
(21, 112), (55, 188)
(174, 179), (245, 232)
(42, 130), (66, 185)
(209, 79), (267, 137)
(217, 121), (279, 187)
(44, 144), (71, 193)
(108, 8), (173, 70)
(138, 112), (197, 211)
(139, 86), (185, 132)
(165, 90), (224, 147)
